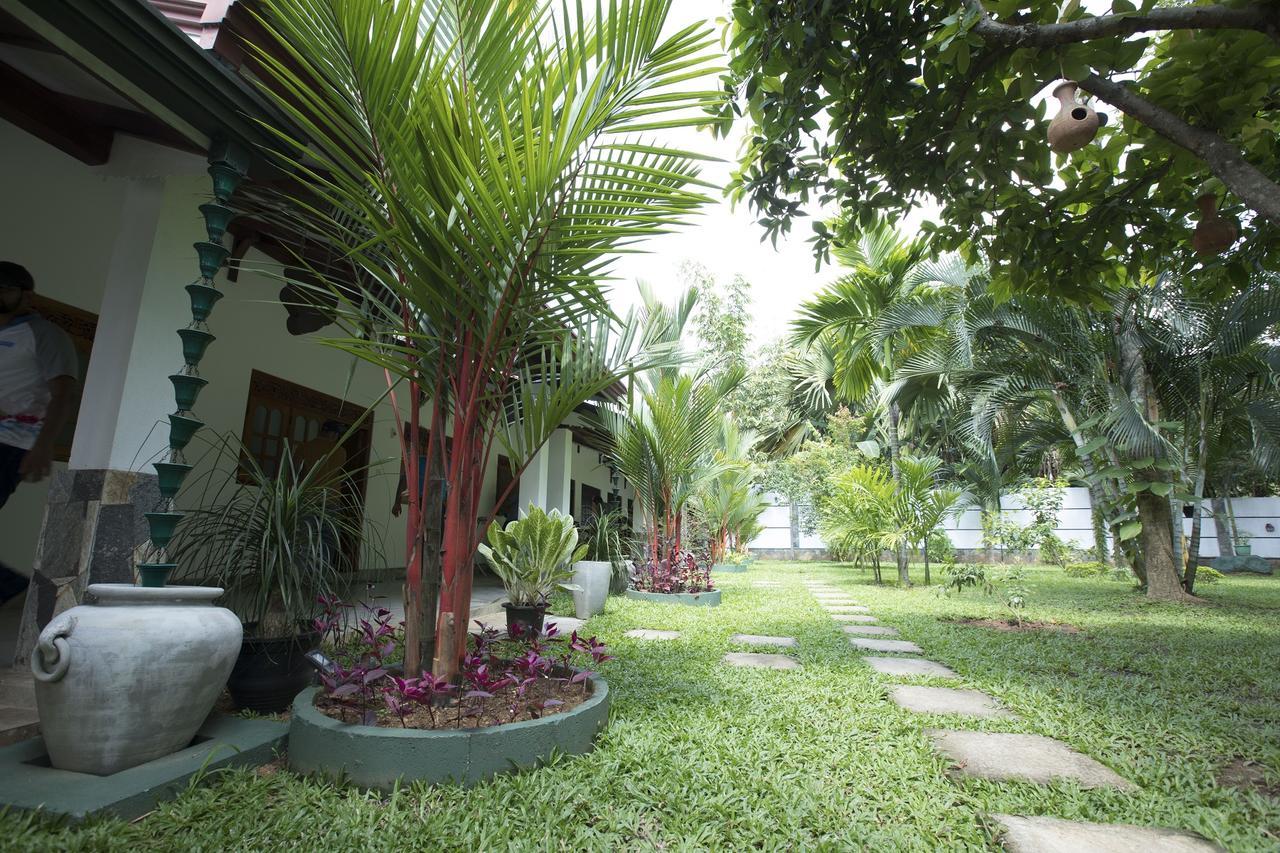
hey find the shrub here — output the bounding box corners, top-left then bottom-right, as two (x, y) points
(1039, 533), (1073, 569)
(926, 529), (956, 565)
(1195, 566), (1226, 584)
(938, 563), (991, 596)
(1064, 561), (1108, 578)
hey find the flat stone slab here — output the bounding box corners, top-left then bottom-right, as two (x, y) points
(927, 730), (1135, 790)
(890, 686), (1012, 718)
(545, 615), (584, 635)
(624, 629), (680, 641)
(813, 595), (858, 604)
(991, 814), (1223, 852)
(842, 625), (899, 637)
(0, 716), (287, 821)
(730, 633), (797, 648)
(824, 604), (870, 613)
(850, 637), (922, 654)
(864, 656), (957, 678)
(723, 652), (801, 670)
(832, 614), (879, 624)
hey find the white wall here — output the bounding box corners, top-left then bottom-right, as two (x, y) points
(0, 121), (630, 576)
(751, 488), (1280, 559)
(0, 122), (126, 574)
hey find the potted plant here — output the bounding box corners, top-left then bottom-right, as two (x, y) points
(173, 436), (377, 712)
(1235, 530), (1253, 556)
(572, 509), (626, 618)
(478, 504), (586, 635)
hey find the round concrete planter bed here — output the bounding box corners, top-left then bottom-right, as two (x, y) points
(624, 588), (722, 607)
(287, 678), (610, 791)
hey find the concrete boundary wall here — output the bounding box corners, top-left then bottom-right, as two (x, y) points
(750, 489), (1280, 559)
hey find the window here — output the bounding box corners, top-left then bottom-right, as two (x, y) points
(581, 484), (602, 518)
(239, 370), (370, 498)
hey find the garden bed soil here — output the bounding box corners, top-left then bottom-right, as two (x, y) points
(947, 617), (1081, 634)
(1217, 758), (1280, 800)
(314, 678), (590, 730)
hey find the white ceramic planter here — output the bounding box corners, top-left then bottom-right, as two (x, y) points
(30, 584), (242, 775)
(571, 561), (611, 619)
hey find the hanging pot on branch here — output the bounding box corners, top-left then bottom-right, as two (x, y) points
(1191, 193), (1239, 257)
(1047, 82), (1101, 154)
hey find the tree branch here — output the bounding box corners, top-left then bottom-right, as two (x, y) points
(964, 0), (1279, 47)
(1076, 73), (1280, 222)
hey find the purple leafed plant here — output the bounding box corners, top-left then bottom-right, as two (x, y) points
(315, 595), (612, 729)
(629, 549), (714, 594)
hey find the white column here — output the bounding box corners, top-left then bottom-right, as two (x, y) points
(68, 178), (165, 470)
(518, 445), (549, 515)
(543, 428), (573, 516)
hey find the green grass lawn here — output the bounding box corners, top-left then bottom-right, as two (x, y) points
(6, 562), (1279, 850)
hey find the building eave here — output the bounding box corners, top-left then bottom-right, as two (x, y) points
(0, 0), (294, 166)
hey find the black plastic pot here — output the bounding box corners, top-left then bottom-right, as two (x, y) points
(227, 630), (322, 713)
(502, 602), (547, 637)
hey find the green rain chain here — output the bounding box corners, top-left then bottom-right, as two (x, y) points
(139, 149), (244, 587)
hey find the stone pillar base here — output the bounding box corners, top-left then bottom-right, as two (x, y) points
(13, 469), (158, 666)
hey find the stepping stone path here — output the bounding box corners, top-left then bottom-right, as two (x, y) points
(926, 730), (1135, 790)
(624, 629), (680, 641)
(990, 814), (1224, 853)
(730, 634), (797, 648)
(799, 575), (1165, 842)
(889, 686), (1012, 719)
(723, 652), (801, 670)
(850, 637), (922, 654)
(864, 656), (958, 678)
(842, 625), (899, 637)
(546, 615), (585, 635)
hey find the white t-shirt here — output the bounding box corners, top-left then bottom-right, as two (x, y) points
(0, 313), (78, 451)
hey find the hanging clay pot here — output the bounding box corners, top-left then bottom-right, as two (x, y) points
(1191, 193), (1239, 256)
(1047, 82), (1101, 154)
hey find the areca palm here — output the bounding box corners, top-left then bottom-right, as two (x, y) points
(692, 417), (767, 561)
(601, 369), (737, 563)
(793, 220), (930, 584)
(248, 0), (723, 676)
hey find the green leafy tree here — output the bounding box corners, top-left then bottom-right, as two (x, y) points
(720, 0), (1280, 299)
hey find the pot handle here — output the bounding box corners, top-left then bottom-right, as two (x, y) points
(31, 619), (74, 683)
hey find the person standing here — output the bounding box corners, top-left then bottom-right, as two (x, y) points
(0, 262), (78, 604)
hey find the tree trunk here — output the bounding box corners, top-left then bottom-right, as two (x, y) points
(1090, 496), (1111, 564)
(1115, 305), (1182, 598)
(1169, 495), (1185, 577)
(923, 538), (931, 586)
(1211, 497), (1235, 557)
(887, 403), (910, 586)
(1136, 491), (1193, 601)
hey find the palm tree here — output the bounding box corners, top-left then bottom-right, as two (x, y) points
(894, 455), (966, 586)
(247, 0), (723, 677)
(793, 220), (928, 584)
(692, 417), (767, 561)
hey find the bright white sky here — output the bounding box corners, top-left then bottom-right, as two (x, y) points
(606, 0), (941, 348)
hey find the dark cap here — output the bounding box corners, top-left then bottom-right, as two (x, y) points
(0, 262), (34, 291)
